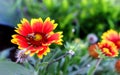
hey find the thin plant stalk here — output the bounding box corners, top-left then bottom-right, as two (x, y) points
(88, 58), (102, 75)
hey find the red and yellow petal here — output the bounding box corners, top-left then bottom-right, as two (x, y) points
(98, 40), (118, 57)
(43, 17), (58, 34)
(47, 32), (63, 45)
(25, 46), (50, 59)
(37, 47), (50, 59)
(31, 18), (43, 33)
(15, 18), (32, 36)
(54, 32), (63, 45)
(11, 34), (28, 49)
(11, 35), (18, 44)
(102, 29), (119, 41)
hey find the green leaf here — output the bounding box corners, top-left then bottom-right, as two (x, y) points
(87, 66), (96, 75)
(47, 62), (58, 74)
(0, 60), (34, 75)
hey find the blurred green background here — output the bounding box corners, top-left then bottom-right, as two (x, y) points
(1, 0), (120, 40)
(0, 0), (120, 75)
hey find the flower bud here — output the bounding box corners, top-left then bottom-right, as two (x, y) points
(16, 49), (29, 63)
(88, 44), (99, 58)
(68, 50), (75, 56)
(87, 33), (98, 44)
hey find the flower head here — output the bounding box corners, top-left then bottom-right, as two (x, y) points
(11, 17), (63, 59)
(98, 40), (118, 57)
(101, 29), (120, 49)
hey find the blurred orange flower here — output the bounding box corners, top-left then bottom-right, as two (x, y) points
(98, 40), (118, 57)
(88, 44), (99, 58)
(115, 60), (120, 73)
(101, 29), (120, 49)
(11, 17), (63, 59)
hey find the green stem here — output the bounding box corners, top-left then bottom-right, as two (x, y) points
(45, 52), (69, 74)
(88, 58), (102, 75)
(48, 53), (69, 65)
(34, 59), (41, 75)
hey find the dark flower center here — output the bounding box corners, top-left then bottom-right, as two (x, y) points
(26, 33), (47, 47)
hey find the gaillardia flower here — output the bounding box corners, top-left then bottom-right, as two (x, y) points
(11, 17), (63, 59)
(101, 29), (120, 49)
(98, 40), (118, 57)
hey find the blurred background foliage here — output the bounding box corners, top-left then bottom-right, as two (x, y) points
(0, 0), (120, 75)
(1, 0), (120, 40)
(20, 0), (120, 40)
